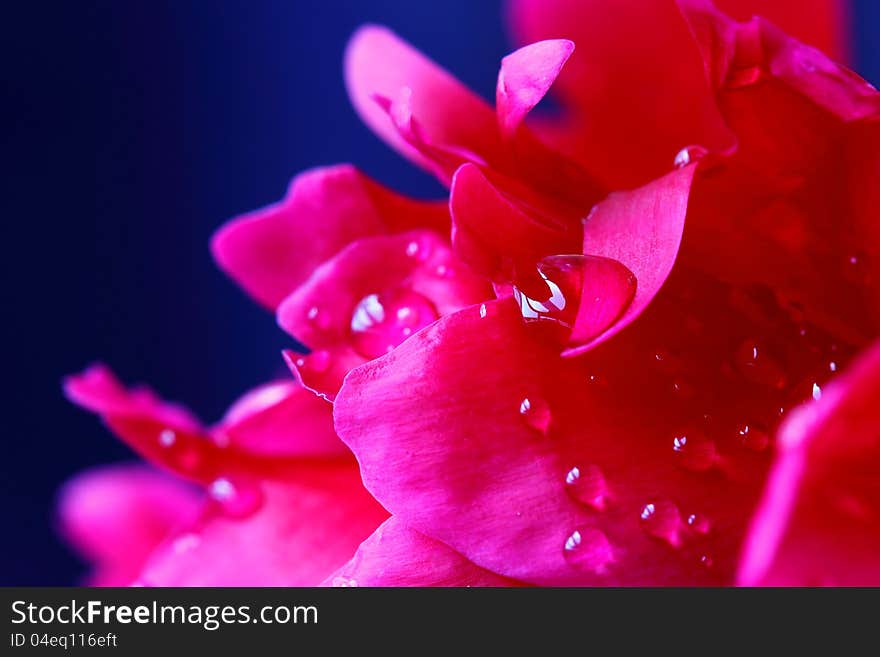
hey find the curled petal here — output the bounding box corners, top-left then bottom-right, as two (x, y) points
(57, 464), (201, 586)
(739, 341), (880, 586)
(211, 164), (447, 308)
(496, 39), (574, 136)
(565, 165), (696, 356)
(277, 230), (490, 399)
(139, 465), (388, 586)
(322, 517), (523, 587)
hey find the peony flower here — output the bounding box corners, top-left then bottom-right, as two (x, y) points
(61, 0), (879, 587)
(322, 0), (880, 585)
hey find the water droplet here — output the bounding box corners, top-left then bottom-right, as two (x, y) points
(640, 500), (682, 546)
(158, 428), (176, 447)
(686, 513), (711, 535)
(519, 396), (551, 435)
(564, 465), (608, 510)
(828, 360), (838, 373)
(479, 303), (487, 319)
(434, 264), (452, 278)
(350, 288), (438, 359)
(726, 65), (763, 89)
(513, 254), (635, 347)
(563, 526), (614, 574)
(699, 554), (714, 568)
(651, 348), (682, 374)
(209, 477), (263, 518)
(672, 430), (717, 472)
(734, 339), (787, 389)
(736, 422), (769, 452)
(844, 252), (871, 284)
(405, 242), (419, 257)
(331, 576), (359, 587)
(673, 145), (708, 169)
(670, 377), (696, 399)
(294, 349), (331, 375)
(811, 382), (822, 401)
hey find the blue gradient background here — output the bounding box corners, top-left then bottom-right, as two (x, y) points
(2, 1), (878, 584)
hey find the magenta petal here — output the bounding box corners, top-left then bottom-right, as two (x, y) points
(138, 465), (387, 586)
(739, 341), (880, 586)
(449, 163), (581, 284)
(345, 25), (501, 179)
(496, 39), (575, 136)
(214, 380), (349, 459)
(322, 517), (522, 587)
(57, 464), (201, 586)
(211, 164), (448, 309)
(335, 297), (771, 585)
(564, 165), (696, 356)
(277, 230), (489, 399)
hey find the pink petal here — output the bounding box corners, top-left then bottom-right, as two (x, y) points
(138, 464), (387, 586)
(211, 164), (448, 309)
(322, 517), (522, 587)
(676, 1), (880, 343)
(57, 464), (201, 586)
(277, 230), (490, 399)
(739, 340), (880, 586)
(335, 280), (802, 585)
(496, 39), (575, 137)
(214, 379), (349, 459)
(564, 165), (696, 356)
(449, 163), (581, 285)
(345, 25), (605, 206)
(345, 25), (501, 179)
(505, 0), (733, 189)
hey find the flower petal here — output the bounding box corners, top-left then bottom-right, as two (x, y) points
(335, 273), (816, 584)
(564, 165), (697, 356)
(138, 464), (387, 586)
(496, 39), (575, 136)
(677, 1), (880, 343)
(505, 0), (733, 189)
(739, 340), (880, 586)
(215, 380), (349, 459)
(277, 230), (490, 399)
(211, 164), (447, 309)
(57, 464), (201, 586)
(322, 517), (522, 587)
(449, 163), (581, 285)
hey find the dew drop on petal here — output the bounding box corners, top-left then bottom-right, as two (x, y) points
(736, 422), (769, 452)
(513, 254), (635, 348)
(563, 526), (614, 574)
(686, 513), (711, 535)
(673, 145), (708, 169)
(640, 500), (682, 547)
(350, 288), (438, 359)
(564, 465), (608, 510)
(479, 303), (487, 319)
(734, 339), (787, 389)
(519, 396), (551, 435)
(672, 430), (717, 472)
(158, 428), (176, 447)
(209, 477), (263, 518)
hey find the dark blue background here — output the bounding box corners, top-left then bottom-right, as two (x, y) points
(2, 1), (877, 584)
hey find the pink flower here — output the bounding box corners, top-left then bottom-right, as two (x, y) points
(322, 0), (879, 585)
(61, 0), (879, 587)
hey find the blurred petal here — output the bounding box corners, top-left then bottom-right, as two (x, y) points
(211, 164), (448, 309)
(322, 517), (523, 587)
(139, 465), (387, 586)
(739, 341), (880, 586)
(57, 464), (201, 586)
